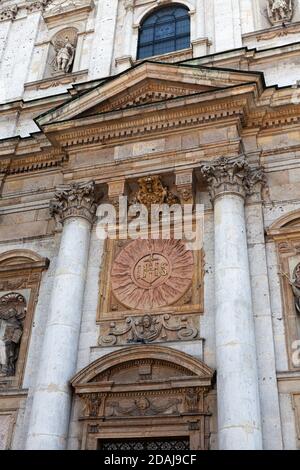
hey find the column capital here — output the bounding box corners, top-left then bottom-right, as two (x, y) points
(199, 155), (265, 202)
(50, 181), (97, 224)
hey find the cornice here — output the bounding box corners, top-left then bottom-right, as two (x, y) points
(0, 0), (94, 22)
(49, 97), (248, 149)
(0, 148), (67, 175)
(42, 95), (300, 150)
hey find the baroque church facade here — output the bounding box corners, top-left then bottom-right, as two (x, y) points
(0, 0), (300, 451)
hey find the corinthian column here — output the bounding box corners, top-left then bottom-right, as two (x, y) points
(26, 182), (97, 450)
(200, 156), (264, 450)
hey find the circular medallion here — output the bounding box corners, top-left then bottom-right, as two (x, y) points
(111, 239), (194, 310)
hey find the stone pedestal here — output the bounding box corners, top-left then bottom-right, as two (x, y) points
(201, 156), (264, 450)
(26, 182), (96, 450)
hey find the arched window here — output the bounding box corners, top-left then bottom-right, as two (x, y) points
(137, 4), (190, 60)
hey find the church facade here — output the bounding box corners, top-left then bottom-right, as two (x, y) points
(0, 0), (300, 450)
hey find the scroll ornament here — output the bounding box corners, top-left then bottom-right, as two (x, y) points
(99, 313), (198, 346)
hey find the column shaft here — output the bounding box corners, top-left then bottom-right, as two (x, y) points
(214, 193), (262, 449)
(201, 156), (264, 450)
(26, 182), (96, 450)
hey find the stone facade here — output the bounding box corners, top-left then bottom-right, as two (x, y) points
(0, 0), (300, 450)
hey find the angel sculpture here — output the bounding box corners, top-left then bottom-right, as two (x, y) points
(52, 36), (75, 74)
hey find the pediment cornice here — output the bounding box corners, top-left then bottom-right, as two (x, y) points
(36, 62), (264, 129)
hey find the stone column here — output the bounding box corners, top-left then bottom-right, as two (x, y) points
(200, 156), (264, 450)
(26, 182), (97, 450)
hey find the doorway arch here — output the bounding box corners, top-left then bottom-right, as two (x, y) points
(71, 346), (215, 450)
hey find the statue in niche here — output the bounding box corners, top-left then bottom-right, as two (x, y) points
(267, 0), (293, 25)
(53, 36), (75, 73)
(0, 293), (26, 377)
(280, 264), (300, 315)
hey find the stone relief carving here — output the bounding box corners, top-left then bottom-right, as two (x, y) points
(79, 393), (102, 417)
(281, 263), (300, 315)
(26, 0), (51, 13)
(185, 388), (199, 413)
(131, 176), (179, 212)
(107, 396), (182, 417)
(50, 181), (97, 224)
(267, 0), (293, 25)
(45, 0), (86, 14)
(0, 293), (26, 378)
(99, 313), (198, 346)
(199, 156), (266, 201)
(0, 6), (17, 22)
(110, 238), (194, 310)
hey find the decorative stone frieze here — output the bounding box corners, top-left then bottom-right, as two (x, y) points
(107, 395), (182, 417)
(44, 0), (90, 15)
(199, 156), (265, 201)
(99, 313), (198, 346)
(49, 181), (97, 224)
(267, 0), (293, 26)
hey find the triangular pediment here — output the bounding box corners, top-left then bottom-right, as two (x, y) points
(36, 61), (264, 127)
(78, 77), (215, 116)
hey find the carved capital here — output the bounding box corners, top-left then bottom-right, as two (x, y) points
(199, 156), (265, 202)
(26, 0), (51, 13)
(0, 6), (17, 22)
(50, 181), (97, 224)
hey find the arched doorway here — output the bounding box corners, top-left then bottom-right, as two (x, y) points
(71, 346), (215, 450)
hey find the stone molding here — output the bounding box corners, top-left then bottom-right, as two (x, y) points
(49, 181), (97, 224)
(0, 0), (92, 21)
(199, 156), (265, 202)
